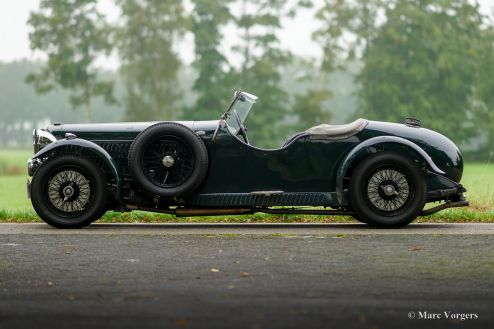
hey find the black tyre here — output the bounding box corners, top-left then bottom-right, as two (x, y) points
(351, 214), (368, 224)
(128, 122), (208, 197)
(31, 155), (108, 228)
(349, 152), (427, 228)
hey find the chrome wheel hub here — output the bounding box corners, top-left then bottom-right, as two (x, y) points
(143, 136), (195, 188)
(63, 185), (75, 198)
(162, 155), (175, 168)
(367, 169), (409, 212)
(382, 184), (397, 196)
(47, 170), (91, 213)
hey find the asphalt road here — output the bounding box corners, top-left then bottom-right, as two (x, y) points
(0, 223), (493, 329)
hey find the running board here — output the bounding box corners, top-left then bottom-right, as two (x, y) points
(190, 192), (342, 207)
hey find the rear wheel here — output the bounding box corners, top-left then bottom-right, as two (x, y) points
(31, 155), (108, 228)
(349, 152), (426, 228)
(351, 214), (368, 224)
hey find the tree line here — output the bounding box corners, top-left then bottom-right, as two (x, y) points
(26, 0), (494, 155)
(0, 59), (356, 147)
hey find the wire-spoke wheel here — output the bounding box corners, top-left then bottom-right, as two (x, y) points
(350, 152), (426, 228)
(142, 135), (195, 188)
(31, 155), (108, 228)
(129, 122), (208, 197)
(365, 166), (412, 216)
(46, 168), (93, 215)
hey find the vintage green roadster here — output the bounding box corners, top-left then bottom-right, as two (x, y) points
(28, 91), (468, 228)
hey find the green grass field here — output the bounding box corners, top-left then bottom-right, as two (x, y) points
(0, 149), (31, 176)
(0, 149), (492, 223)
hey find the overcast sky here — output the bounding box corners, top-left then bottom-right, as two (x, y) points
(0, 0), (492, 70)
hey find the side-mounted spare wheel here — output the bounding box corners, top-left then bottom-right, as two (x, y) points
(128, 122), (209, 197)
(350, 152), (427, 227)
(30, 155), (108, 228)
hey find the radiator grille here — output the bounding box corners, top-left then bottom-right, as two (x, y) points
(96, 141), (131, 175)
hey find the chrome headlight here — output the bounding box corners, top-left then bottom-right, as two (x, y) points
(33, 129), (57, 153)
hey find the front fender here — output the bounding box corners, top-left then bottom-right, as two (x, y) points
(335, 136), (445, 205)
(31, 138), (123, 204)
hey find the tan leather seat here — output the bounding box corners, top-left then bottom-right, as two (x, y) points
(306, 118), (369, 138)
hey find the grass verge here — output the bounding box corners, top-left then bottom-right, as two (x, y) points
(0, 207), (492, 224)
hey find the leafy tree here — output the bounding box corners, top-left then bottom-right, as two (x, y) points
(358, 0), (489, 143)
(290, 1), (340, 131)
(0, 61), (123, 147)
(183, 0), (233, 120)
(312, 0), (383, 123)
(294, 0), (383, 131)
(289, 58), (332, 131)
(292, 89), (332, 130)
(312, 0), (383, 66)
(27, 0), (114, 122)
(230, 0), (294, 147)
(473, 25), (494, 156)
(314, 0), (493, 145)
(116, 0), (187, 121)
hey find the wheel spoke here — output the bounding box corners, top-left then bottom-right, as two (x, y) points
(46, 168), (92, 214)
(366, 167), (410, 213)
(142, 136), (195, 188)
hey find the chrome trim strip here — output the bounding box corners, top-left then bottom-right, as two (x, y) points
(34, 129), (57, 153)
(37, 129), (57, 143)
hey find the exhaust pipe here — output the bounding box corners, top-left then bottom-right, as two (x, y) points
(127, 205), (254, 217)
(175, 208), (254, 217)
(126, 205), (354, 217)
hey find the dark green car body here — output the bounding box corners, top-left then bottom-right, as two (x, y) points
(28, 91), (467, 226)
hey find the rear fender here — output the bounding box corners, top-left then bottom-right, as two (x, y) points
(335, 136), (444, 205)
(31, 139), (123, 205)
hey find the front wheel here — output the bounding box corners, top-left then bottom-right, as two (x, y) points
(30, 155), (108, 228)
(349, 152), (427, 228)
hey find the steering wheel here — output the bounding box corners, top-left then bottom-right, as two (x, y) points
(234, 111), (250, 144)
